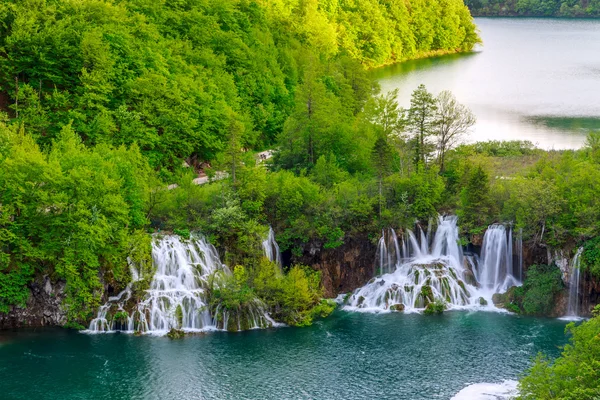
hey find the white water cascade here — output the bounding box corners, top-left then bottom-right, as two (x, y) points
(475, 224), (521, 294)
(566, 247), (584, 318)
(87, 235), (275, 334)
(262, 226), (282, 268)
(344, 217), (522, 313)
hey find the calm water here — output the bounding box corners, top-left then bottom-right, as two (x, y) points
(373, 18), (600, 149)
(0, 311), (569, 400)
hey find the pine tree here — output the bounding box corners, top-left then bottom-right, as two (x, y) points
(406, 84), (437, 169)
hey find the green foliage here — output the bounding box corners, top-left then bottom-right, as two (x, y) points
(209, 266), (257, 312)
(457, 165), (494, 234)
(513, 264), (564, 316)
(456, 141), (539, 157)
(0, 0), (479, 174)
(424, 299), (446, 315)
(0, 121), (152, 323)
(466, 0), (600, 17)
(406, 84), (437, 168)
(581, 237), (600, 278)
(252, 260), (328, 327)
(173, 229), (191, 240)
(518, 314), (600, 399)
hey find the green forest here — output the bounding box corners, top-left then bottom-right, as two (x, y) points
(0, 0), (599, 397)
(0, 0), (479, 323)
(0, 0), (599, 325)
(465, 0), (600, 16)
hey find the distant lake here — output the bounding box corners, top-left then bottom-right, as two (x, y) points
(373, 18), (600, 150)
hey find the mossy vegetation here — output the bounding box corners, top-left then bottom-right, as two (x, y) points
(424, 300), (446, 315)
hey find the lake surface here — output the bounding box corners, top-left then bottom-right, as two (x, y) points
(373, 18), (600, 149)
(0, 311), (569, 399)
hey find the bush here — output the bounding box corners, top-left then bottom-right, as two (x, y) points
(513, 264), (564, 316)
(581, 237), (600, 279)
(424, 299), (446, 315)
(518, 314), (600, 399)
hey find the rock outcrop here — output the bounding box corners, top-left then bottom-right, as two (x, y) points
(294, 235), (377, 298)
(0, 276), (66, 329)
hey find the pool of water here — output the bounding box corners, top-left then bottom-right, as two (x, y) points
(0, 311), (569, 399)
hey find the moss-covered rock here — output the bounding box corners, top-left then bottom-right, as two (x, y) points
(418, 285), (434, 306)
(478, 297), (488, 306)
(175, 305), (183, 328)
(343, 292), (353, 304)
(167, 328), (185, 339)
(390, 303), (405, 312)
(357, 296), (365, 306)
(424, 300), (446, 315)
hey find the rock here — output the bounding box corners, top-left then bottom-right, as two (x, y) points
(462, 270), (478, 287)
(492, 292), (507, 305)
(390, 304), (405, 312)
(44, 279), (53, 296)
(167, 328), (185, 339)
(0, 275), (67, 329)
(357, 296), (365, 306)
(293, 234), (377, 298)
(419, 285), (433, 306)
(424, 301), (445, 315)
(478, 297), (488, 306)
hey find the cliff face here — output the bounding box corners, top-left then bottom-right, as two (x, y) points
(0, 276), (67, 329)
(294, 235), (377, 298)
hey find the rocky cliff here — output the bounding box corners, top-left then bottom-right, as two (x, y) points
(294, 235), (377, 298)
(0, 276), (66, 329)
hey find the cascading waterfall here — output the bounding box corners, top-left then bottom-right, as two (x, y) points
(344, 217), (522, 313)
(475, 224), (520, 295)
(375, 229), (403, 275)
(262, 226), (282, 268)
(87, 235), (275, 334)
(566, 247), (584, 318)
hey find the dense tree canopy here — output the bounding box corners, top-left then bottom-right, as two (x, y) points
(1, 0), (599, 333)
(0, 0), (479, 176)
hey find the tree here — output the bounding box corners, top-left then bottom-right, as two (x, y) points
(458, 165), (494, 234)
(585, 131), (600, 163)
(405, 84), (437, 169)
(518, 309), (600, 399)
(225, 111), (245, 185)
(435, 90), (476, 172)
(370, 88), (404, 139)
(371, 136), (394, 216)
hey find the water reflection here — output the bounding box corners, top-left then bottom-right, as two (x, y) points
(373, 18), (600, 149)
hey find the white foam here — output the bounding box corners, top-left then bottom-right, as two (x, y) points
(451, 380), (518, 400)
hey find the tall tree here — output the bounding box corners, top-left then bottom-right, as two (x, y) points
(225, 111), (245, 185)
(371, 136), (394, 216)
(435, 90), (476, 172)
(405, 84), (437, 169)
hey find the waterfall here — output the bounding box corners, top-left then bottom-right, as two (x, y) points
(476, 224), (520, 294)
(346, 216), (485, 312)
(345, 217), (524, 313)
(262, 226), (282, 268)
(566, 247), (583, 317)
(87, 235), (275, 335)
(375, 229), (404, 275)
